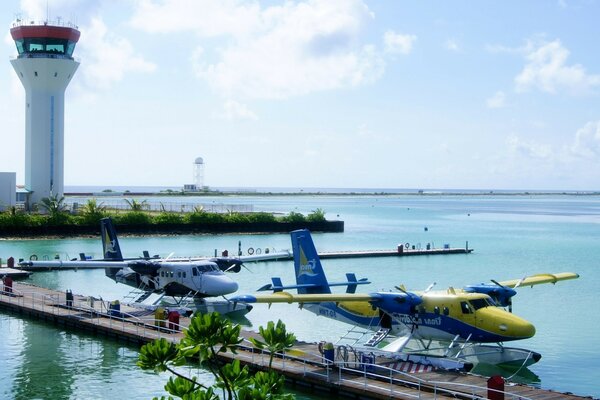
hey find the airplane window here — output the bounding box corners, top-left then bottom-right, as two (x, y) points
(434, 306), (440, 315)
(170, 271), (174, 278)
(192, 267), (198, 276)
(177, 272), (181, 278)
(443, 307), (449, 316)
(460, 301), (472, 314)
(469, 299), (488, 310)
(183, 272), (186, 278)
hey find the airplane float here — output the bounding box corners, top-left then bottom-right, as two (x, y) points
(19, 218), (254, 316)
(232, 229), (579, 370)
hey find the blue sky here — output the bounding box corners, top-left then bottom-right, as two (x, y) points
(1, 0), (599, 191)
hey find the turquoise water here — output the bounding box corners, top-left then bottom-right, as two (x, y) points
(1, 194), (600, 398)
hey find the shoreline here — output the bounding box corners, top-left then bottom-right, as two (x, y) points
(65, 190), (600, 197)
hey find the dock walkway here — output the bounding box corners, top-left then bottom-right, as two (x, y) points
(0, 282), (587, 400)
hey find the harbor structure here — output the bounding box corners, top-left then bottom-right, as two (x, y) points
(9, 20), (80, 206)
(0, 172), (16, 211)
(0, 280), (590, 400)
(194, 156), (205, 189)
(183, 156), (205, 192)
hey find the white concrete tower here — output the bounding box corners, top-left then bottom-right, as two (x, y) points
(194, 157), (205, 189)
(10, 21), (80, 205)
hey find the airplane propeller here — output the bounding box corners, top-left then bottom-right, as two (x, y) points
(491, 279), (517, 312)
(424, 282), (437, 293)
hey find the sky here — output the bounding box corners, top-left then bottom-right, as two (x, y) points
(1, 0), (600, 191)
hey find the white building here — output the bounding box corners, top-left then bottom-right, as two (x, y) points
(10, 21), (80, 206)
(194, 157), (205, 189)
(0, 172), (16, 211)
(183, 157), (206, 192)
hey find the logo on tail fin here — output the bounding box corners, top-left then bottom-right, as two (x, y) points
(297, 246), (317, 277)
(103, 229), (118, 255)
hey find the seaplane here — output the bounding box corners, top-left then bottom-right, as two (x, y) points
(19, 218), (254, 316)
(231, 229), (579, 371)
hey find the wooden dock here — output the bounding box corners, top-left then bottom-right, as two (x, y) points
(0, 266), (32, 279)
(0, 281), (587, 400)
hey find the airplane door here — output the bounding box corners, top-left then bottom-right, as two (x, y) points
(459, 301), (478, 336)
(191, 266), (203, 292)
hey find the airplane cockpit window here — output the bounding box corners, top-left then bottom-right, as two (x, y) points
(469, 298), (489, 310)
(196, 264), (219, 272)
(460, 301), (472, 314)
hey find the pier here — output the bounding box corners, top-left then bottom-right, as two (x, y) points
(0, 281), (587, 400)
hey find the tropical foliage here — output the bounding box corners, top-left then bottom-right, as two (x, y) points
(0, 198), (331, 234)
(137, 312), (295, 400)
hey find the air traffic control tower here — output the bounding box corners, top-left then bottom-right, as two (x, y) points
(10, 21), (80, 205)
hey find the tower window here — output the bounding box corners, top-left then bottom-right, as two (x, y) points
(34, 71), (38, 77)
(54, 72), (58, 77)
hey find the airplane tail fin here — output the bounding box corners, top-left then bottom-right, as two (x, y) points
(100, 217), (124, 268)
(291, 229), (331, 294)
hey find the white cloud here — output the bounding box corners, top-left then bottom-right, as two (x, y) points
(79, 17), (156, 90)
(515, 40), (600, 95)
(570, 121), (600, 158)
(507, 135), (554, 160)
(384, 31), (417, 55)
(133, 0), (386, 99)
(219, 100), (258, 121)
(486, 91), (506, 109)
(444, 39), (459, 52)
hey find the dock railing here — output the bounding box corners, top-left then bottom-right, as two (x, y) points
(1, 285), (532, 400)
(236, 337), (533, 400)
(0, 284), (185, 341)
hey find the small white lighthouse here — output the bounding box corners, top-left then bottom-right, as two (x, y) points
(194, 157), (205, 189)
(10, 20), (80, 205)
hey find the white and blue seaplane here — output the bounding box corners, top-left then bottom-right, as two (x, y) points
(19, 218), (255, 316)
(231, 229), (579, 371)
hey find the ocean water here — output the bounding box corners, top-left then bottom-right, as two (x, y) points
(1, 194), (599, 398)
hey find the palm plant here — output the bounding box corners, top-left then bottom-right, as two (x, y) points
(80, 199), (106, 224)
(124, 198), (147, 211)
(38, 194), (67, 215)
(249, 319), (296, 368)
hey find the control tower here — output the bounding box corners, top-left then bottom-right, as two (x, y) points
(10, 21), (80, 205)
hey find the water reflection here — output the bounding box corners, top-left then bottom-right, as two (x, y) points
(12, 318), (75, 399)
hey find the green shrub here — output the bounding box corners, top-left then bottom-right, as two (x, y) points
(280, 211), (306, 223)
(187, 211), (226, 224)
(153, 212), (184, 225)
(223, 212), (250, 224)
(246, 212), (276, 223)
(307, 208), (326, 222)
(113, 211), (151, 226)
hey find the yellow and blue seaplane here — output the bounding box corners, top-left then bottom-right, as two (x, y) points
(232, 229), (579, 371)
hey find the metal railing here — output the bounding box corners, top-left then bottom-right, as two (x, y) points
(0, 285), (532, 400)
(0, 284), (184, 341)
(233, 337), (533, 400)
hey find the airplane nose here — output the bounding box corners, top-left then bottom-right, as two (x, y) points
(499, 317), (536, 339)
(203, 275), (239, 296)
(513, 320), (536, 339)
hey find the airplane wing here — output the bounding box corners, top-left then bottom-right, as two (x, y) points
(18, 260), (132, 269)
(498, 272), (579, 288)
(231, 292), (375, 304)
(239, 250), (292, 262)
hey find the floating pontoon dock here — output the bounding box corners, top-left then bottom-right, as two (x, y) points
(0, 281), (588, 400)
